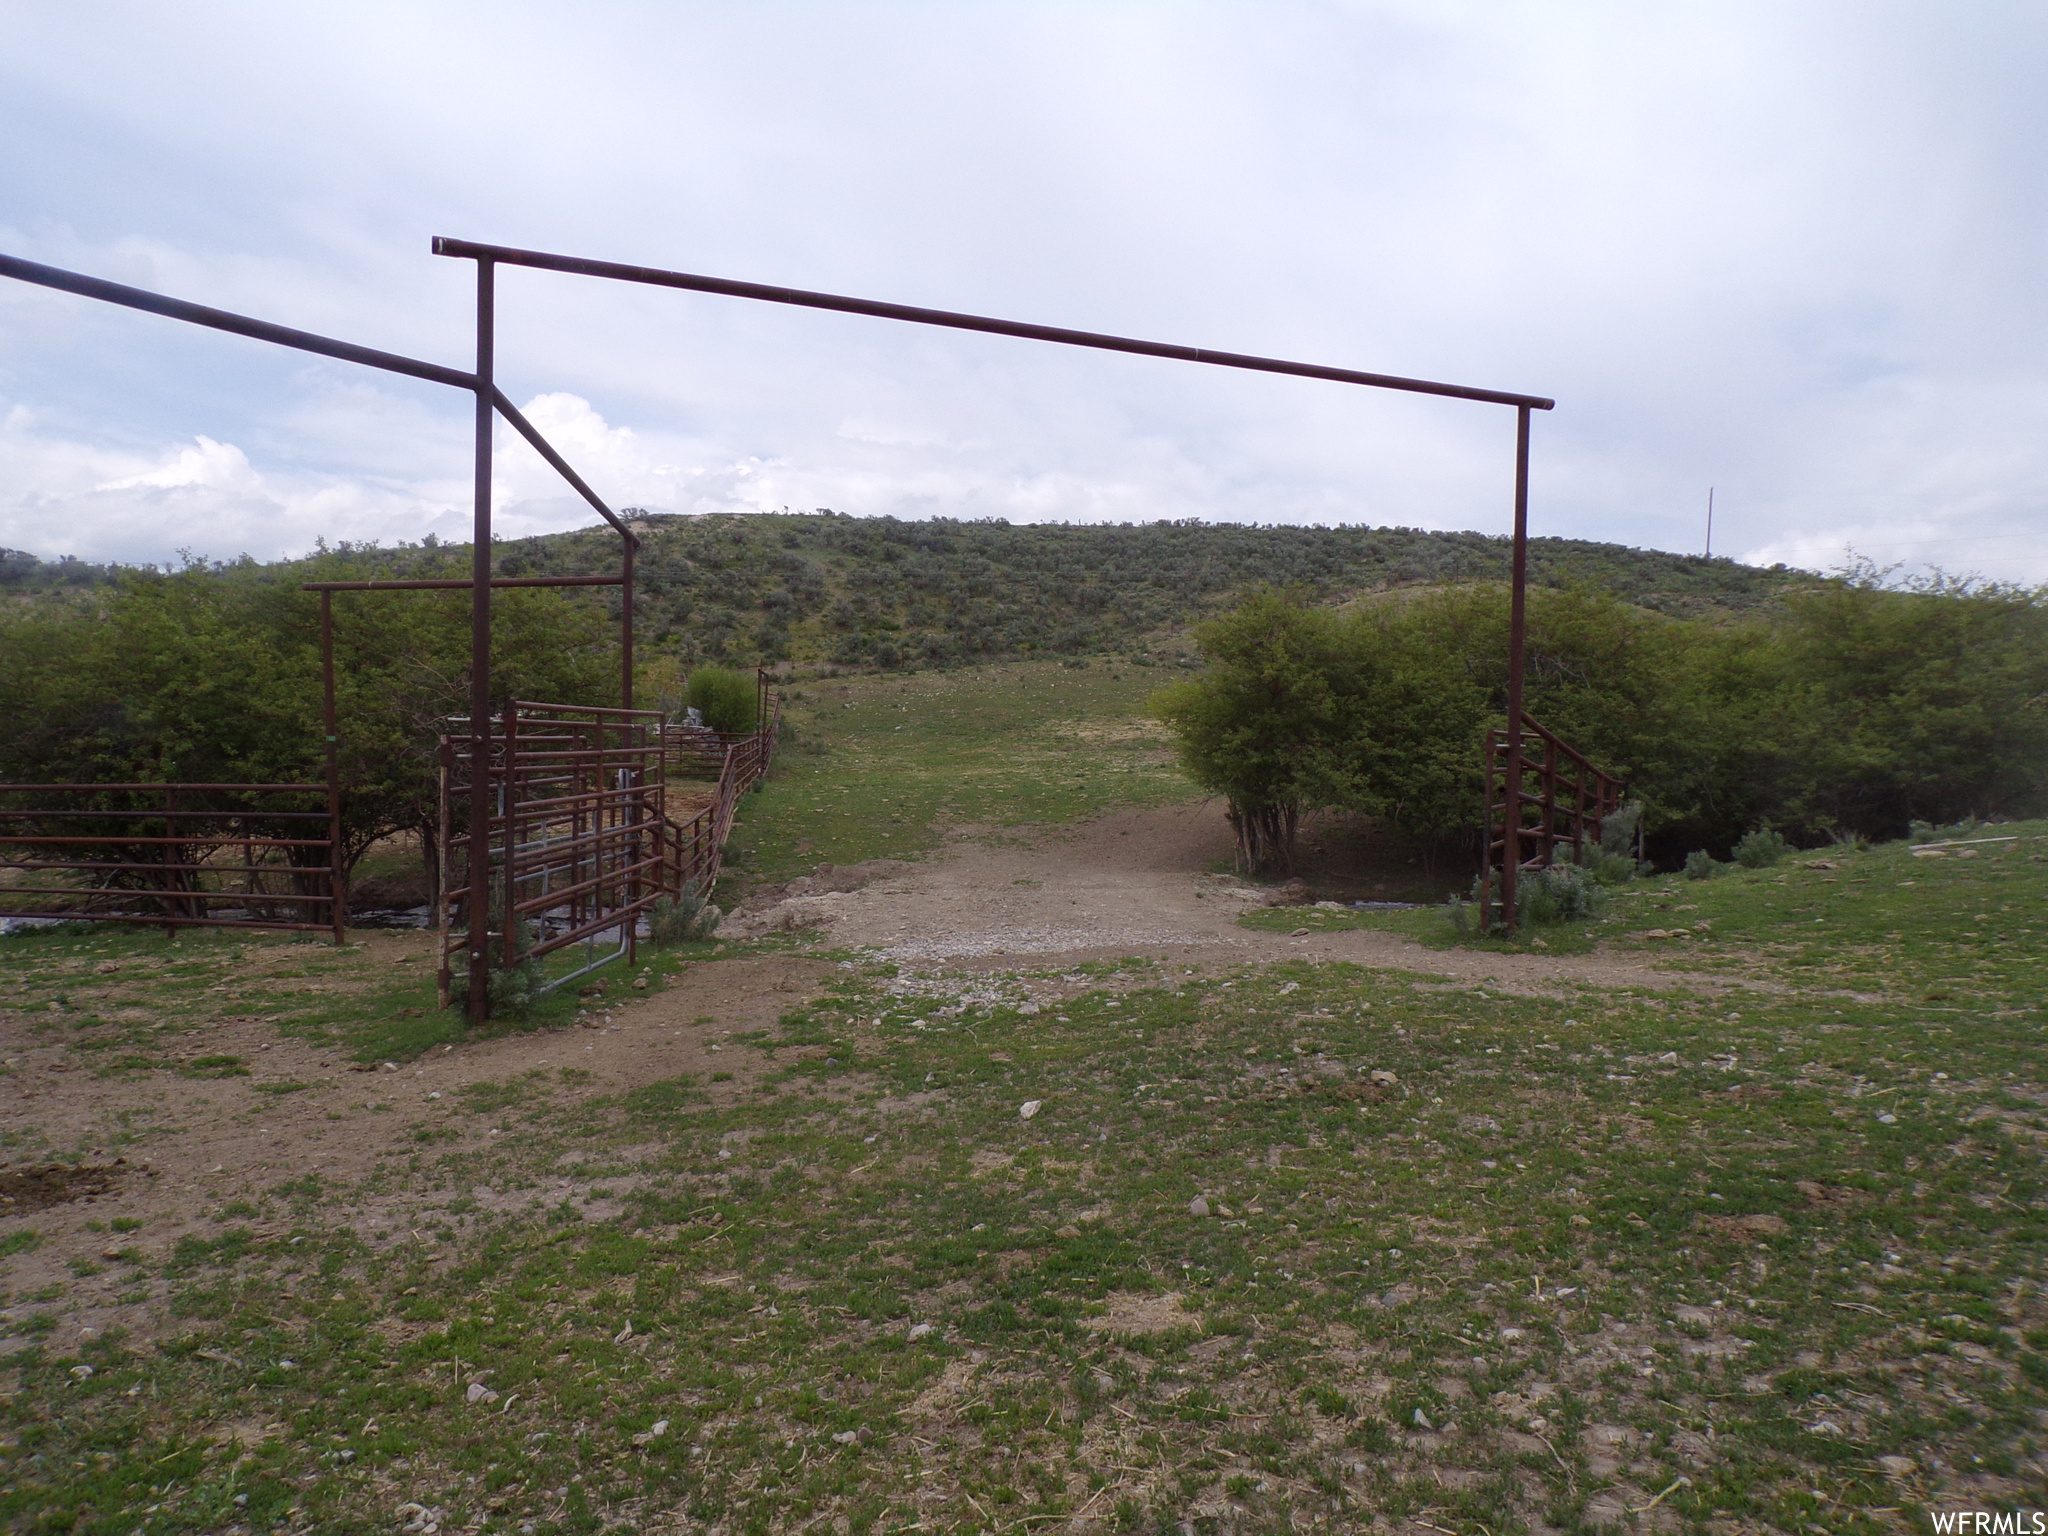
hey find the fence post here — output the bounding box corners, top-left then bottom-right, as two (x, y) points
(1477, 732), (1496, 930)
(1500, 404), (1532, 930)
(437, 738), (453, 1010)
(159, 784), (179, 939)
(1540, 734), (1558, 869)
(322, 590), (346, 945)
(465, 255), (496, 1026)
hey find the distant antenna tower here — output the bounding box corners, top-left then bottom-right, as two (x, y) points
(1705, 487), (1714, 558)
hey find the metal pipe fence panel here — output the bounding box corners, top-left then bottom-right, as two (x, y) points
(1476, 714), (1627, 933)
(0, 784), (342, 936)
(436, 704), (666, 1000)
(433, 680), (783, 1004)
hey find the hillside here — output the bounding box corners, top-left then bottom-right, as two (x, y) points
(3, 514), (1806, 668)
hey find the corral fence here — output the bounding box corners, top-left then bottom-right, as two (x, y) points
(662, 687), (783, 897)
(0, 783), (342, 938)
(1476, 714), (1627, 932)
(434, 676), (780, 1005)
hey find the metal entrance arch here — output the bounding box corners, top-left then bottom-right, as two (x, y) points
(429, 236), (1558, 927)
(0, 253), (639, 1013)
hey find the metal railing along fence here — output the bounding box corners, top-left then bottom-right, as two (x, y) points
(1476, 715), (1628, 932)
(0, 783), (343, 938)
(662, 689), (783, 899)
(434, 678), (780, 1004)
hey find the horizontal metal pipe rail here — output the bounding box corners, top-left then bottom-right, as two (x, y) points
(432, 238), (1556, 412)
(0, 254), (641, 550)
(302, 575), (625, 593)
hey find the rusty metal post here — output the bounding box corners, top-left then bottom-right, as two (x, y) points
(1540, 735), (1558, 868)
(466, 257), (496, 1024)
(322, 590), (345, 945)
(159, 784), (178, 937)
(621, 539), (639, 962)
(596, 715), (610, 958)
(1574, 758), (1589, 865)
(621, 534), (635, 712)
(1476, 732), (1496, 928)
(625, 714), (640, 967)
(1500, 404), (1531, 931)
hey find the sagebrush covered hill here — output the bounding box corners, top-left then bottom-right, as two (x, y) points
(5, 513), (1801, 668)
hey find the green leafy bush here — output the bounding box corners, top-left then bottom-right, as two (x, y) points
(685, 665), (759, 734)
(1733, 828), (1790, 868)
(1156, 575), (2048, 867)
(1563, 842), (1641, 886)
(1521, 861), (1603, 924)
(1600, 801), (1643, 856)
(1683, 850), (1723, 880)
(0, 554), (614, 885)
(1151, 586), (1488, 870)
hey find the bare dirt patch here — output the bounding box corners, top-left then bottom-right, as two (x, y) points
(1083, 1290), (1197, 1337)
(730, 801), (1743, 997)
(0, 1161), (139, 1216)
(0, 933), (844, 1354)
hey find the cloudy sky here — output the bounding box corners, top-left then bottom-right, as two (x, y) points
(2, 1), (2044, 581)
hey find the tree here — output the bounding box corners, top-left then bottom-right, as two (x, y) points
(0, 558), (618, 898)
(1152, 589), (1361, 871)
(1153, 573), (2048, 875)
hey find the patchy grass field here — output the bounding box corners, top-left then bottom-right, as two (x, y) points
(1284, 824), (2048, 1007)
(0, 924), (725, 1082)
(3, 669), (2045, 1534)
(725, 662), (1193, 890)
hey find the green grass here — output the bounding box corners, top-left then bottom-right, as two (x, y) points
(721, 661), (1194, 887)
(6, 677), (2044, 1531)
(1269, 823), (2048, 985)
(1603, 826), (2048, 1003)
(1238, 899), (1615, 956)
(7, 856), (2046, 1531)
(0, 923), (728, 1074)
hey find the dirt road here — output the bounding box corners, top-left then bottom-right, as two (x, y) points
(731, 801), (1700, 993)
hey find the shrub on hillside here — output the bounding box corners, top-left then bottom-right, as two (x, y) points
(1156, 572), (2048, 865)
(1520, 861), (1604, 924)
(0, 556), (614, 888)
(1733, 828), (1790, 868)
(1566, 843), (1640, 886)
(1683, 850), (1724, 880)
(684, 666), (759, 735)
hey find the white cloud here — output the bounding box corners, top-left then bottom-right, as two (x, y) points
(0, 2), (2043, 581)
(96, 435), (259, 493)
(0, 407), (468, 564)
